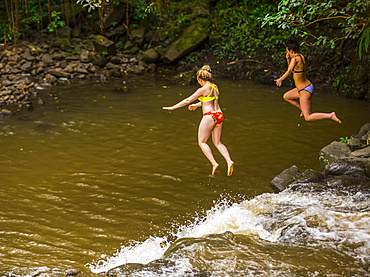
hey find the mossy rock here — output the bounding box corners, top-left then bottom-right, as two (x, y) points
(54, 38), (72, 50)
(26, 44), (41, 55)
(162, 24), (208, 63)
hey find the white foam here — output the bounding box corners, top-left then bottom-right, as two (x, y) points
(88, 190), (370, 273)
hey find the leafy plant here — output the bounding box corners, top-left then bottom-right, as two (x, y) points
(358, 27), (370, 59)
(261, 0), (370, 57)
(47, 11), (66, 32)
(76, 0), (109, 12)
(340, 137), (349, 145)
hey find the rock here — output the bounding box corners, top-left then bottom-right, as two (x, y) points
(109, 68), (122, 77)
(110, 56), (125, 64)
(130, 64), (146, 74)
(93, 35), (117, 56)
(130, 45), (140, 54)
(66, 55), (80, 61)
(358, 123), (370, 139)
(54, 38), (72, 50)
(350, 146), (370, 159)
(22, 50), (35, 61)
(65, 269), (81, 276)
(294, 168), (325, 184)
(106, 25), (127, 38)
(361, 131), (370, 145)
(80, 49), (92, 63)
(142, 48), (160, 63)
(270, 165), (300, 192)
(42, 54), (54, 65)
(26, 44), (42, 55)
(348, 138), (365, 151)
(319, 141), (351, 169)
(90, 54), (108, 67)
(124, 40), (134, 50)
(76, 65), (89, 74)
(45, 73), (58, 84)
(48, 68), (71, 78)
(130, 27), (146, 45)
(106, 62), (121, 70)
(72, 21), (82, 38)
(162, 24), (208, 63)
(2, 79), (12, 87)
(57, 77), (71, 85)
(21, 61), (33, 71)
(57, 25), (72, 38)
(13, 75), (33, 85)
(51, 52), (65, 61)
(324, 157), (370, 178)
(37, 66), (44, 74)
(0, 109), (12, 115)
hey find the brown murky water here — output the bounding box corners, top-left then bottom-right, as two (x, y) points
(0, 75), (369, 275)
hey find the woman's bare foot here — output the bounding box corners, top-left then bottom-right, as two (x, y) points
(331, 112), (342, 123)
(212, 164), (219, 176)
(227, 162), (234, 176)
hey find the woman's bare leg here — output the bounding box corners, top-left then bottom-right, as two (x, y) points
(299, 91), (342, 123)
(198, 116), (219, 175)
(212, 123), (234, 176)
(283, 88), (301, 111)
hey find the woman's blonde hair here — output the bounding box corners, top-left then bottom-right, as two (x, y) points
(196, 65), (212, 81)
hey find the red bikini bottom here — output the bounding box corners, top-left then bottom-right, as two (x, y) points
(203, 111), (224, 125)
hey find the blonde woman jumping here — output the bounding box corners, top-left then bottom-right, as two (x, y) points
(163, 65), (234, 176)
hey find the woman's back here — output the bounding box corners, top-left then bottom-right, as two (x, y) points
(200, 83), (221, 113)
(292, 54), (311, 90)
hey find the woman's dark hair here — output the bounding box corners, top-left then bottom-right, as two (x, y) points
(285, 35), (299, 52)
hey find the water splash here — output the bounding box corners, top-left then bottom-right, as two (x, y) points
(87, 189), (370, 274)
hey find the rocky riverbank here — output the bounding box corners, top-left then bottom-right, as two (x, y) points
(271, 123), (370, 193)
(0, 36), (159, 115)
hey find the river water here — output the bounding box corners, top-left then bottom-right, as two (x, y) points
(0, 75), (369, 276)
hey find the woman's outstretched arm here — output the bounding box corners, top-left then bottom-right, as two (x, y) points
(163, 88), (204, 111)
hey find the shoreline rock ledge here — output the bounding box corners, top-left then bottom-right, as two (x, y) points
(271, 123), (370, 193)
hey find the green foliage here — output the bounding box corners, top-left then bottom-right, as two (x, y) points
(76, 0), (109, 12)
(340, 137), (349, 145)
(132, 0), (159, 20)
(261, 0), (370, 57)
(358, 28), (370, 59)
(210, 1), (287, 63)
(47, 11), (66, 32)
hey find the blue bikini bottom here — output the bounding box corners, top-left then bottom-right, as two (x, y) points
(298, 83), (314, 94)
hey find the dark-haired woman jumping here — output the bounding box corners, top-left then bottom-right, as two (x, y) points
(275, 36), (341, 123)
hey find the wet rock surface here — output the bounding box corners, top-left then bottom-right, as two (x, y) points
(271, 123), (370, 193)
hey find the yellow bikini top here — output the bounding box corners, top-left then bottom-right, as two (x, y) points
(198, 83), (219, 102)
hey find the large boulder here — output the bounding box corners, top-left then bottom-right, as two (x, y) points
(324, 157), (370, 178)
(162, 24), (208, 63)
(141, 48), (159, 63)
(57, 26), (72, 38)
(130, 28), (146, 45)
(92, 35), (117, 56)
(270, 165), (300, 192)
(358, 123), (370, 140)
(319, 141), (351, 169)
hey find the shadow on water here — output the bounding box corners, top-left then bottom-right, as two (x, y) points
(0, 75), (369, 275)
